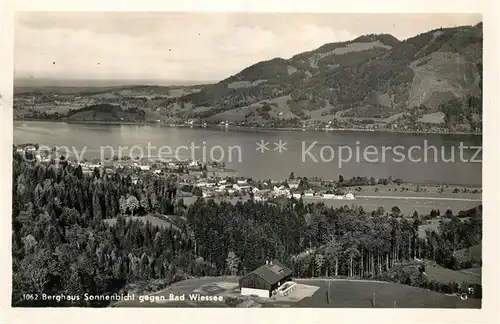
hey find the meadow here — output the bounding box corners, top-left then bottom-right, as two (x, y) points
(113, 277), (480, 308)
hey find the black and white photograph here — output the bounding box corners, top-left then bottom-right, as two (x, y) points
(8, 8), (492, 313)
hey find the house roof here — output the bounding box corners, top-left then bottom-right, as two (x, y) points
(246, 260), (292, 285)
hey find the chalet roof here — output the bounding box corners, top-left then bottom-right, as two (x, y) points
(247, 260), (292, 285)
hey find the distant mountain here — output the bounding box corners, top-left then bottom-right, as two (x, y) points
(170, 24), (482, 124)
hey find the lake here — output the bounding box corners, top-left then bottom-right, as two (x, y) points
(13, 121), (482, 186)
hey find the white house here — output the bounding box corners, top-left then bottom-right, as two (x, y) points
(273, 186), (290, 197)
(304, 189), (315, 197)
(292, 193), (302, 199)
(197, 181), (215, 188)
(240, 261), (293, 298)
(288, 180), (300, 189)
(81, 167), (93, 175)
(254, 194), (268, 202)
(139, 165), (150, 171)
(322, 193), (336, 199)
(237, 179), (248, 185)
(188, 160), (200, 167)
(344, 192), (355, 200)
(83, 162), (101, 169)
(254, 195), (264, 202)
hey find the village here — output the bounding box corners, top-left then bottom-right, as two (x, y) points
(14, 143), (357, 203)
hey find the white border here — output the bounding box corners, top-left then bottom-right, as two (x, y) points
(1, 1), (498, 324)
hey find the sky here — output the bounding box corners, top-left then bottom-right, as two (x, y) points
(14, 12), (482, 84)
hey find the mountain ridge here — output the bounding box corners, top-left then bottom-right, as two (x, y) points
(168, 23), (482, 128)
(14, 23), (483, 132)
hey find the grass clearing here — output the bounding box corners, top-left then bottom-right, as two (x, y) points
(103, 214), (183, 232)
(418, 112), (446, 124)
(424, 266), (481, 285)
(456, 244), (482, 263)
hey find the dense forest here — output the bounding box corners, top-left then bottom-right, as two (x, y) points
(66, 104), (146, 122)
(12, 153), (482, 306)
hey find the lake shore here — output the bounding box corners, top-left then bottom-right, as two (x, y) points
(14, 118), (483, 136)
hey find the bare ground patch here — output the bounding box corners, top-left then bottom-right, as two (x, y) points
(418, 112), (446, 124)
(273, 283), (319, 303)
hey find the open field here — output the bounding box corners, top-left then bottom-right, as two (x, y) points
(303, 197), (480, 216)
(291, 279), (480, 308)
(352, 184), (482, 200)
(112, 276), (480, 308)
(28, 104), (83, 114)
(460, 268), (481, 276)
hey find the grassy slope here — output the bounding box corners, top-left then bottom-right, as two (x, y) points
(293, 279), (480, 308)
(114, 277), (480, 308)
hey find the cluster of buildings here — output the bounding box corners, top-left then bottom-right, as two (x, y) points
(15, 144), (356, 202)
(185, 175), (355, 201)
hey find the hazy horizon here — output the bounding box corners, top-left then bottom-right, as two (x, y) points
(15, 12), (482, 87)
(13, 77), (213, 87)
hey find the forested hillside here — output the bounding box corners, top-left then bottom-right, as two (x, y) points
(66, 104), (146, 122)
(12, 155), (481, 306)
(168, 23), (482, 125)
